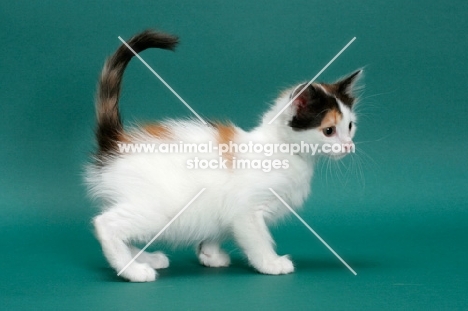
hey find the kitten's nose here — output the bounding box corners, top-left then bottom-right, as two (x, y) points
(343, 140), (354, 153)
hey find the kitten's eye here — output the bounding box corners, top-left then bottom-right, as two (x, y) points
(323, 126), (336, 137)
(349, 122), (353, 131)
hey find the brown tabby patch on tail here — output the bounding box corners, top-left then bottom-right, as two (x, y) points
(96, 30), (179, 158)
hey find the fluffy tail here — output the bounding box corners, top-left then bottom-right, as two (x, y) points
(96, 30), (178, 156)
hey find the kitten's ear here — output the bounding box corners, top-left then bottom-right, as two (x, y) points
(335, 70), (362, 95)
(288, 84), (322, 130)
(333, 69), (362, 106)
(291, 84), (316, 109)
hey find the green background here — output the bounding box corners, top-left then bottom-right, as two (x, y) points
(1, 1), (467, 310)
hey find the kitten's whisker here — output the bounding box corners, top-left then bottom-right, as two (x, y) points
(356, 148), (378, 169)
(354, 132), (396, 145)
(355, 154), (366, 190)
(336, 159), (346, 184)
(344, 158), (353, 185)
(360, 89), (397, 101)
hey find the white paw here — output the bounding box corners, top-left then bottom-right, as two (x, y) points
(255, 255), (294, 275)
(145, 251), (170, 269)
(198, 250), (231, 268)
(120, 262), (156, 282)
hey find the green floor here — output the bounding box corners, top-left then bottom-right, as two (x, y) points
(1, 1), (467, 310)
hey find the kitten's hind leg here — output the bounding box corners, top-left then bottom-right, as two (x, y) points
(232, 210), (294, 275)
(93, 209), (156, 282)
(129, 246), (169, 269)
(197, 241), (231, 267)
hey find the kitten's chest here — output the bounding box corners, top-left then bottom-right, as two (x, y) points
(273, 156), (314, 208)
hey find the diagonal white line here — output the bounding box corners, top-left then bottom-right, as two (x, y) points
(117, 188), (206, 276)
(118, 36), (207, 125)
(269, 188), (357, 275)
(268, 37), (356, 124)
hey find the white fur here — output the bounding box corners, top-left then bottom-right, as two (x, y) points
(86, 87), (357, 282)
(197, 241), (231, 267)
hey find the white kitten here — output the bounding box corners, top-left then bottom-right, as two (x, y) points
(86, 30), (362, 282)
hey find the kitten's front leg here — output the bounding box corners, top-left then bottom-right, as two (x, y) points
(232, 210), (294, 275)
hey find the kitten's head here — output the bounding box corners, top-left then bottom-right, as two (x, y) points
(271, 70), (362, 159)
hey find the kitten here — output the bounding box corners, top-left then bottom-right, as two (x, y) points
(86, 29), (362, 282)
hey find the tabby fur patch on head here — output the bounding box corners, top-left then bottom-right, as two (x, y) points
(288, 70), (361, 131)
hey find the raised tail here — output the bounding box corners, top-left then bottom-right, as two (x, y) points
(96, 29), (179, 156)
